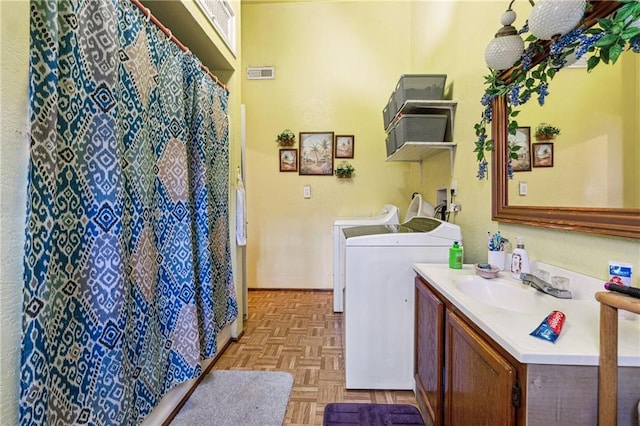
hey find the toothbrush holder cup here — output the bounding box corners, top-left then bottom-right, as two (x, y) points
(487, 250), (506, 271)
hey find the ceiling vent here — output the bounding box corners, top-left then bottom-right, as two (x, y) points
(247, 67), (275, 80)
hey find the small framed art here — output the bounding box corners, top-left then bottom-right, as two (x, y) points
(532, 142), (554, 167)
(509, 127), (531, 172)
(334, 135), (355, 159)
(279, 149), (298, 172)
(299, 131), (334, 176)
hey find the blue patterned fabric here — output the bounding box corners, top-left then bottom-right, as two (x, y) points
(21, 1), (237, 424)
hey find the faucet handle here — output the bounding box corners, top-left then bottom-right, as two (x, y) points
(554, 289), (573, 299)
(520, 272), (573, 299)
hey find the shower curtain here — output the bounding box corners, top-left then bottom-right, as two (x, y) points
(21, 1), (237, 424)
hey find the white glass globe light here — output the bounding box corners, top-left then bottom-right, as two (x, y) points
(501, 9), (517, 26)
(485, 35), (525, 70)
(484, 9), (525, 70)
(528, 0), (587, 40)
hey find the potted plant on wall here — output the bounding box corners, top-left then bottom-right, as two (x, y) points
(276, 129), (295, 146)
(535, 123), (561, 141)
(334, 161), (355, 178)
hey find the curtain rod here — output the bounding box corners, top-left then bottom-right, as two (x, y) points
(130, 0), (229, 93)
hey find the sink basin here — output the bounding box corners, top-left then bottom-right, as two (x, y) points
(452, 275), (550, 313)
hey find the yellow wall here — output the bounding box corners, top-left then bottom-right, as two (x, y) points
(242, 0), (639, 291)
(242, 1), (426, 288)
(626, 53), (640, 207)
(0, 2), (30, 423)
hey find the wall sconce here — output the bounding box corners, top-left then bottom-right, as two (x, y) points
(484, 0), (532, 71)
(528, 0), (586, 40)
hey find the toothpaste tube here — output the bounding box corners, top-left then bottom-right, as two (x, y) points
(530, 310), (566, 343)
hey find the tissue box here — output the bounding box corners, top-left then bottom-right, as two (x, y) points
(609, 261), (632, 286)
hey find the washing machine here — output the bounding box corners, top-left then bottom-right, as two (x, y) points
(332, 204), (399, 312)
(343, 217), (461, 390)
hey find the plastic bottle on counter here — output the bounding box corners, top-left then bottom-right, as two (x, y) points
(449, 241), (463, 269)
(510, 237), (530, 279)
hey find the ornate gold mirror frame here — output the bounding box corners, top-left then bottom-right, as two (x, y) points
(491, 1), (640, 239)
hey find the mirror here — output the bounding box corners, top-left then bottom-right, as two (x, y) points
(491, 1), (640, 239)
(507, 57), (639, 209)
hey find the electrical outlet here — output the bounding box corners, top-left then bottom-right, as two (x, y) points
(451, 180), (458, 196)
(449, 202), (462, 212)
(303, 185), (311, 199)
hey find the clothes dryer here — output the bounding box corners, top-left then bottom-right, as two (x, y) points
(332, 205), (399, 312)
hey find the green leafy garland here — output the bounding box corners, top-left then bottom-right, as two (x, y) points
(474, 0), (640, 180)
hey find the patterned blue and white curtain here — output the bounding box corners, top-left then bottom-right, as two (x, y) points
(21, 1), (237, 424)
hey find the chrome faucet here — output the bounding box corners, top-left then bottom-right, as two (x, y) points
(520, 273), (572, 299)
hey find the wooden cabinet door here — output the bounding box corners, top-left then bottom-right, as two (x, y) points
(415, 277), (445, 426)
(445, 311), (516, 426)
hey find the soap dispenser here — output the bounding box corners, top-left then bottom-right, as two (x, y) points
(510, 237), (530, 279)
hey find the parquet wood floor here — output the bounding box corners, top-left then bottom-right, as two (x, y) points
(213, 290), (418, 425)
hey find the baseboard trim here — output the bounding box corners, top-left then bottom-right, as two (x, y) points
(232, 330), (244, 342)
(248, 288), (332, 292)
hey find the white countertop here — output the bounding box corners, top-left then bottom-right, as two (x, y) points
(413, 263), (640, 366)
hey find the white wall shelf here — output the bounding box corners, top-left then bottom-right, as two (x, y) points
(385, 141), (456, 162)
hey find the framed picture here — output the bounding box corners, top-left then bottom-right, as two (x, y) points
(334, 135), (355, 158)
(508, 127), (531, 172)
(532, 142), (554, 167)
(299, 132), (334, 176)
(279, 148), (297, 172)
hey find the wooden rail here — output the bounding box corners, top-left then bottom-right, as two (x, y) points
(595, 291), (640, 425)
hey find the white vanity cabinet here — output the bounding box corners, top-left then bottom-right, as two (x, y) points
(414, 265), (640, 426)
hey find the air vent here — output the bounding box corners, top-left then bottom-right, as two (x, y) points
(247, 67), (275, 80)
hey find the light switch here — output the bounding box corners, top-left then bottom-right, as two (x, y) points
(303, 185), (311, 199)
(518, 181), (528, 196)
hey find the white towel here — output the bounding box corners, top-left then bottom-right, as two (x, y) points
(236, 172), (247, 246)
